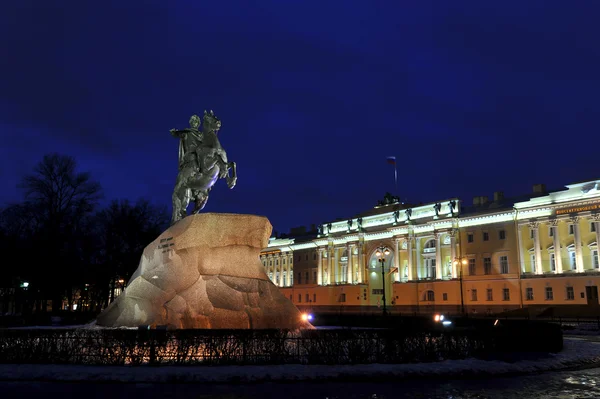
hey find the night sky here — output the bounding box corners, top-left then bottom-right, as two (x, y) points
(1, 1), (599, 234)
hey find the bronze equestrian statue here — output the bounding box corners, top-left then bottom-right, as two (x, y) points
(170, 110), (237, 225)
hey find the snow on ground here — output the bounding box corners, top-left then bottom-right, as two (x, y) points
(0, 338), (599, 384)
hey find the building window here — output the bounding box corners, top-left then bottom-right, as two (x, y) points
(499, 230), (506, 240)
(471, 289), (478, 301)
(502, 288), (510, 301)
(306, 293), (310, 302)
(425, 258), (436, 279)
(442, 293), (448, 301)
(569, 225), (574, 235)
(298, 272), (302, 284)
(592, 223), (597, 233)
(530, 229), (534, 239)
(298, 294), (301, 303)
(426, 290), (435, 301)
(566, 286), (575, 300)
(290, 273), (293, 285)
(339, 293), (346, 302)
(305, 271), (309, 283)
(467, 233), (474, 243)
(500, 256), (509, 274)
(483, 232), (489, 241)
(313, 271), (317, 282)
(545, 286), (554, 300)
(313, 253), (317, 260)
(549, 227), (554, 237)
(550, 253), (556, 272)
(372, 289), (384, 295)
(569, 251), (577, 270)
(305, 254), (309, 261)
(593, 250), (599, 269)
(526, 287), (534, 300)
(313, 293), (316, 303)
(486, 288), (493, 301)
(297, 256), (301, 262)
(484, 257), (492, 275)
(269, 261), (272, 266)
(290, 258), (293, 264)
(469, 258), (476, 275)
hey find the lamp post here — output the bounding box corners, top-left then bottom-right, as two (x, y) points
(453, 257), (468, 315)
(376, 246), (391, 316)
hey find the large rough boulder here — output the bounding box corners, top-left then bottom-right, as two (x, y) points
(97, 213), (312, 330)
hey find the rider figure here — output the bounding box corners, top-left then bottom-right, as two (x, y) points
(170, 111), (236, 225)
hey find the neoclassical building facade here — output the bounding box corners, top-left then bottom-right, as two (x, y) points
(261, 180), (600, 315)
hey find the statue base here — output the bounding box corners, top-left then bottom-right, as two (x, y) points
(96, 213), (313, 330)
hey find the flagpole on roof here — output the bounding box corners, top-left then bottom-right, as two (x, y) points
(386, 156), (397, 195)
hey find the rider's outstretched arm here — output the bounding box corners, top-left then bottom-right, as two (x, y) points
(170, 128), (188, 138)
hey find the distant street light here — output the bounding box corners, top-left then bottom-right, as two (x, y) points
(375, 246), (391, 316)
(453, 257), (468, 315)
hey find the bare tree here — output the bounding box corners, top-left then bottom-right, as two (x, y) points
(93, 198), (168, 307)
(18, 153), (102, 313)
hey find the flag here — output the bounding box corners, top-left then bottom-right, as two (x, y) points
(386, 156), (396, 165)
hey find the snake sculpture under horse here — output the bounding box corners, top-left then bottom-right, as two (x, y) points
(170, 110), (237, 225)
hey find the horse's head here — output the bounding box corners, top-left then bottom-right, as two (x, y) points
(203, 110), (222, 133)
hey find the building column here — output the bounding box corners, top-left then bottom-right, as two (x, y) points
(450, 229), (457, 278)
(517, 225), (527, 273)
(434, 232), (442, 280)
(530, 222), (543, 275)
(415, 237), (422, 279)
(551, 219), (563, 274)
(346, 243), (354, 284)
(357, 237), (364, 283)
(279, 254), (285, 287)
(317, 248), (323, 286)
(267, 255), (275, 281)
(328, 241), (334, 285)
(393, 238), (401, 282)
(334, 247), (339, 283)
(572, 216), (584, 272)
(406, 236), (413, 281)
(594, 215), (600, 262)
(287, 255), (292, 286)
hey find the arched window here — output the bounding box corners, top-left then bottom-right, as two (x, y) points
(424, 240), (436, 249)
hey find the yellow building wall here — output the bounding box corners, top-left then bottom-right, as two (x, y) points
(280, 284), (367, 308)
(522, 276), (600, 305)
(460, 221), (519, 278)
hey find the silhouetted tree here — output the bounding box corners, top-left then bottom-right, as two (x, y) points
(17, 153), (102, 313)
(92, 198), (169, 307)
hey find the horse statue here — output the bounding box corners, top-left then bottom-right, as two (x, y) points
(170, 110), (237, 225)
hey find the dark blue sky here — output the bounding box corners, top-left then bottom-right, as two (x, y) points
(1, 1), (599, 233)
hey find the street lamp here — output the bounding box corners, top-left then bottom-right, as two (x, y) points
(375, 246), (391, 316)
(453, 257), (468, 315)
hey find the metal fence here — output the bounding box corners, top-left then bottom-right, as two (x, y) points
(0, 328), (505, 366)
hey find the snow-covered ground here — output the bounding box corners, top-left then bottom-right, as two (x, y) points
(0, 338), (599, 383)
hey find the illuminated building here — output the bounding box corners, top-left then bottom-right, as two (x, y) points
(261, 180), (600, 315)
